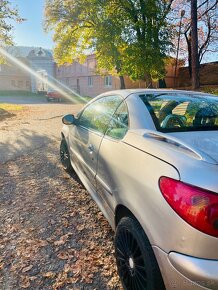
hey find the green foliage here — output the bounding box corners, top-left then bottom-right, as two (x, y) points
(44, 0), (174, 83)
(0, 0), (23, 63)
(201, 87), (218, 96)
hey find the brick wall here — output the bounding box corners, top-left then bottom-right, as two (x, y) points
(178, 62), (218, 87)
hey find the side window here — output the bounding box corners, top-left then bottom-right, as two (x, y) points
(78, 95), (123, 134)
(106, 101), (129, 139)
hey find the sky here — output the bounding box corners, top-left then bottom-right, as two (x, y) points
(11, 0), (54, 49)
(9, 0), (217, 63)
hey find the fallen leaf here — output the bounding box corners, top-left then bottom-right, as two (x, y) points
(37, 240), (48, 247)
(54, 240), (65, 246)
(29, 276), (37, 281)
(0, 263), (4, 270)
(57, 252), (70, 260)
(76, 225), (85, 231)
(20, 276), (30, 289)
(22, 265), (33, 273)
(42, 271), (56, 279)
(54, 234), (70, 246)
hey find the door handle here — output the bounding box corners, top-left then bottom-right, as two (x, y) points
(88, 144), (94, 154)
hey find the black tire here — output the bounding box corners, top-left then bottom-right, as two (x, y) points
(115, 217), (165, 290)
(60, 139), (73, 172)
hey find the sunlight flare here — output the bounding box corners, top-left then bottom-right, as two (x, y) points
(0, 47), (88, 104)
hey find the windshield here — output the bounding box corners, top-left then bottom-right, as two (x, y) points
(140, 93), (218, 133)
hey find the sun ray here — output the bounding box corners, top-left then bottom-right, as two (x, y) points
(0, 47), (88, 104)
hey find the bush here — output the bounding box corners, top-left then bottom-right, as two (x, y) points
(201, 87), (218, 96)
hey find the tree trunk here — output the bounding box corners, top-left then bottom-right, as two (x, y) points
(191, 0), (200, 89)
(185, 31), (192, 78)
(119, 75), (126, 89)
(145, 74), (153, 88)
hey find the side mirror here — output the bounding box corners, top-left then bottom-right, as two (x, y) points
(62, 114), (77, 125)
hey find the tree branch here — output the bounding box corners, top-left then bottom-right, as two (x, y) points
(183, 0), (217, 34)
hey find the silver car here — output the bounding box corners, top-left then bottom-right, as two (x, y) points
(60, 89), (218, 290)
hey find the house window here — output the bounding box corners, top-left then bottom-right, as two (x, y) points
(18, 81), (23, 88)
(11, 80), (16, 87)
(88, 76), (93, 87)
(26, 81), (30, 88)
(104, 76), (112, 87)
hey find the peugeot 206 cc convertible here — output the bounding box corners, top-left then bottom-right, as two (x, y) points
(60, 89), (218, 290)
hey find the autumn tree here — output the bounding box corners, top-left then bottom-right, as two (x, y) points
(0, 0), (23, 63)
(109, 0), (176, 86)
(0, 0), (22, 46)
(45, 0), (175, 89)
(170, 0), (218, 85)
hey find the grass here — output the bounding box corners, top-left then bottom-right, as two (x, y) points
(0, 90), (38, 97)
(0, 90), (91, 104)
(0, 103), (24, 111)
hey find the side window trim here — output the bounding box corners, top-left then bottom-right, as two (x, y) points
(104, 99), (129, 141)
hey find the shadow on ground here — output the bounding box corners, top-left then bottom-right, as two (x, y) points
(0, 129), (59, 164)
(0, 136), (121, 289)
(0, 108), (16, 122)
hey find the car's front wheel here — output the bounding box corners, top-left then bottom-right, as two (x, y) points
(115, 217), (165, 290)
(60, 139), (73, 172)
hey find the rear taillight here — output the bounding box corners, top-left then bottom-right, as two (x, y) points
(159, 177), (218, 237)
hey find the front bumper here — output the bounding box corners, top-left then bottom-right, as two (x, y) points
(153, 246), (218, 290)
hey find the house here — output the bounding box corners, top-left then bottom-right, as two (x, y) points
(0, 46), (55, 92)
(0, 57), (31, 91)
(56, 54), (179, 98)
(56, 54), (121, 97)
(0, 47), (180, 97)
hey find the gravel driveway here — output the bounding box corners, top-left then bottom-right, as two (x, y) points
(0, 99), (121, 289)
(0, 103), (82, 164)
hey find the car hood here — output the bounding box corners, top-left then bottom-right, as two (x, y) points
(124, 129), (218, 166)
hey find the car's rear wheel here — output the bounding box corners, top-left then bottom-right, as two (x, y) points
(60, 139), (73, 172)
(115, 217), (165, 290)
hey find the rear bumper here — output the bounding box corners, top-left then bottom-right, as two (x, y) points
(153, 246), (218, 290)
(47, 96), (61, 101)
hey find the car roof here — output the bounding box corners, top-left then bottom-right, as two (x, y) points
(98, 89), (214, 99)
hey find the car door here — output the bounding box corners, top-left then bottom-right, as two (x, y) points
(68, 95), (124, 189)
(96, 100), (129, 214)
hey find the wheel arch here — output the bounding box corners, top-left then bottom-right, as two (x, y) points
(61, 125), (70, 141)
(115, 204), (154, 246)
(115, 204), (137, 228)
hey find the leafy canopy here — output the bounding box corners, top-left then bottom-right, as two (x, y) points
(0, 0), (23, 63)
(45, 0), (174, 81)
(0, 0), (22, 46)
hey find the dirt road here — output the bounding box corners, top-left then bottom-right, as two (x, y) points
(0, 99), (121, 290)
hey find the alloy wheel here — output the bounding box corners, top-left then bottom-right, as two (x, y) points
(116, 227), (147, 290)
